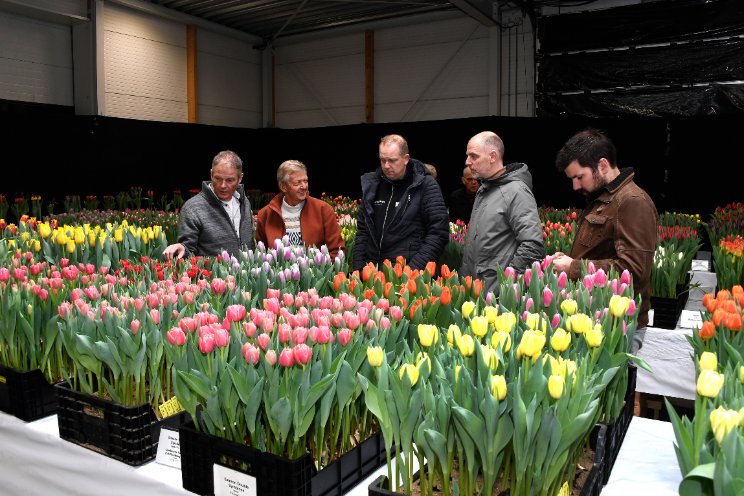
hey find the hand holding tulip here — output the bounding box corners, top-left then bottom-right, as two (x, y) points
(163, 242), (186, 261)
(551, 253), (574, 274)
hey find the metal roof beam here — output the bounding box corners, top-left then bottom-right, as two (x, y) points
(449, 0), (497, 25)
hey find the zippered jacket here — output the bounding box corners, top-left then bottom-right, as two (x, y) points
(353, 160), (449, 270)
(178, 181), (254, 257)
(460, 163), (544, 294)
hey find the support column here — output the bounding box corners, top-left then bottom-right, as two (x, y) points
(186, 24), (197, 123)
(364, 30), (374, 123)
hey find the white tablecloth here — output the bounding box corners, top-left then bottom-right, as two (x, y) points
(602, 417), (682, 495)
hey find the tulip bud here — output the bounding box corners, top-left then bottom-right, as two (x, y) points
(367, 346), (384, 367)
(740, 365), (744, 384)
(566, 313), (592, 334)
(417, 323), (439, 347)
(585, 324), (604, 348)
(550, 328), (571, 353)
(697, 369), (725, 398)
(447, 324), (462, 346)
(399, 363), (420, 386)
(484, 305), (499, 325)
(462, 301), (475, 319)
(710, 406), (742, 445)
(456, 334), (475, 357)
(490, 375), (507, 401)
(491, 330), (512, 352)
(548, 375), (565, 400)
(494, 312), (517, 334)
(517, 330), (545, 359)
(609, 295), (630, 318)
(470, 316), (488, 338)
(525, 312), (546, 332)
(699, 351), (718, 372)
(416, 352), (432, 374)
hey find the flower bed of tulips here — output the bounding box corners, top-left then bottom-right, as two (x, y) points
(712, 235), (744, 291)
(666, 286), (744, 496)
(652, 223), (701, 299)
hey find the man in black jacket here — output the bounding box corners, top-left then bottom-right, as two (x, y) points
(353, 134), (449, 271)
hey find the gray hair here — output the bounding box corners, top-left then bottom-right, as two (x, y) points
(212, 150), (243, 172)
(277, 160), (307, 185)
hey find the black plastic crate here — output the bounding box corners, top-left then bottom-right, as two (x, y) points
(650, 291), (688, 329)
(369, 426), (605, 496)
(600, 364), (636, 485)
(180, 420), (387, 496)
(0, 365), (58, 421)
(54, 382), (187, 466)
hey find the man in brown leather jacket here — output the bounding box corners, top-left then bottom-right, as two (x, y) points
(551, 129), (658, 351)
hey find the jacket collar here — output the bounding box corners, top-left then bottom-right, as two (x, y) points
(604, 167), (635, 194)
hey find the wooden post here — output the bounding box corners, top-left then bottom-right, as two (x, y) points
(187, 24), (197, 123)
(365, 30), (374, 123)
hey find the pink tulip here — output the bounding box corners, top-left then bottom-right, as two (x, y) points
(279, 348), (295, 367)
(293, 344), (313, 365)
(260, 315), (275, 333)
(330, 313), (344, 328)
(199, 333), (215, 353)
(319, 296), (333, 309)
(130, 319), (141, 334)
(525, 297), (533, 312)
(342, 294), (357, 311)
(389, 306), (403, 322)
(134, 297), (145, 312)
(357, 306), (370, 325)
(593, 269), (607, 286)
(552, 313), (561, 328)
(583, 275), (594, 292)
(213, 327), (229, 348)
(83, 286), (100, 300)
(278, 323), (291, 344)
(557, 271), (567, 289)
(183, 291), (195, 305)
(257, 333), (271, 351)
(315, 325), (332, 344)
(543, 287), (553, 307)
(146, 293), (160, 308)
(620, 283), (628, 295)
(380, 316), (391, 331)
(210, 278), (226, 294)
(620, 270), (632, 285)
(504, 266), (516, 282)
(365, 320), (377, 332)
(266, 288), (280, 299)
(611, 279), (619, 294)
(71, 288), (83, 302)
(343, 311), (361, 330)
(38, 288), (49, 301)
(263, 297), (281, 315)
(337, 328), (353, 346)
(281, 293), (295, 307)
(0, 268), (11, 282)
(243, 321), (257, 338)
(376, 298), (390, 312)
(226, 304), (247, 322)
(179, 317), (198, 333)
(242, 343), (260, 365)
(60, 258), (69, 268)
(524, 268), (532, 286)
(167, 328), (186, 346)
(292, 326), (308, 345)
(331, 298), (344, 313)
(265, 349), (277, 366)
(627, 299), (637, 316)
(150, 309), (160, 325)
(58, 301), (72, 318)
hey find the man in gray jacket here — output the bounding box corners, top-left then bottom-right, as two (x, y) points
(163, 150), (254, 259)
(460, 131), (544, 295)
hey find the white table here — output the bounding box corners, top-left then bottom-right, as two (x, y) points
(601, 416), (682, 495)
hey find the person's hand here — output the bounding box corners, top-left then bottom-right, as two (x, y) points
(551, 253), (573, 273)
(163, 243), (185, 261)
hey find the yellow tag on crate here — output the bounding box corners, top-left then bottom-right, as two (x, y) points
(0, 375), (6, 384)
(159, 396), (185, 418)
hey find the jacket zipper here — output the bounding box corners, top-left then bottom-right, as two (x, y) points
(378, 183), (395, 262)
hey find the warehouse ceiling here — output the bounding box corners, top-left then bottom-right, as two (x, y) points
(143, 0), (552, 43)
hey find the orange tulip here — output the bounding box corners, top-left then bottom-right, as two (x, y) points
(703, 293), (717, 313)
(374, 271), (386, 284)
(465, 276), (472, 289)
(362, 264), (374, 282)
(407, 278), (417, 295)
(426, 261), (436, 277)
(396, 256), (406, 266)
(699, 321), (715, 340)
(725, 312), (742, 332)
(365, 289), (375, 300)
(440, 286), (452, 305)
(713, 309), (727, 327)
(441, 264), (451, 279)
(393, 264), (403, 279)
(732, 285), (744, 296)
(349, 279), (357, 292)
(474, 279), (483, 298)
(384, 281), (393, 298)
(400, 297), (408, 310)
(717, 289), (732, 302)
(721, 299), (738, 314)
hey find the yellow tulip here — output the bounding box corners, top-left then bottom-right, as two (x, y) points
(484, 305), (499, 326)
(490, 375), (507, 401)
(740, 365), (744, 384)
(88, 231), (96, 247)
(494, 312), (517, 334)
(585, 324), (604, 348)
(38, 222), (51, 238)
(416, 352), (432, 373)
(33, 239), (41, 252)
(550, 327), (571, 352)
(462, 301), (475, 319)
(366, 346), (384, 367)
(66, 239), (76, 254)
(560, 298), (577, 316)
(491, 330), (512, 352)
(114, 228), (123, 243)
(456, 334), (475, 357)
(480, 345), (499, 371)
(399, 363), (419, 386)
(710, 406), (742, 444)
(7, 239), (15, 248)
(699, 352), (718, 372)
(517, 330), (546, 359)
(417, 324), (439, 347)
(557, 481), (570, 496)
(56, 230), (68, 246)
(609, 295), (630, 318)
(447, 324), (462, 347)
(20, 232), (30, 242)
(74, 227), (85, 245)
(525, 312), (547, 332)
(566, 313), (593, 334)
(548, 375), (565, 400)
(697, 369), (725, 398)
(454, 365), (462, 383)
(471, 316), (488, 338)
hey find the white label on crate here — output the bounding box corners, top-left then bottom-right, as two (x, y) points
(214, 464), (258, 496)
(679, 310), (703, 329)
(155, 427), (181, 469)
(691, 260), (709, 271)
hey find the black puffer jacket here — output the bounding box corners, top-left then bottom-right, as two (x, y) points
(353, 159), (449, 270)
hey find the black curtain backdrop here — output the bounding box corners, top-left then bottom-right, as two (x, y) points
(1, 100), (739, 220)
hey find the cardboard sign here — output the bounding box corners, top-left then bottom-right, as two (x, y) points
(155, 428), (181, 469)
(679, 310), (703, 330)
(214, 464), (258, 496)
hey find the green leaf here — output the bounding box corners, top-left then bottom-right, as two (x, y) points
(270, 397), (293, 443)
(679, 463), (715, 496)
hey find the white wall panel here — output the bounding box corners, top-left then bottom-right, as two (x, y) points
(101, 3), (186, 122)
(0, 11), (72, 105)
(197, 29), (262, 128)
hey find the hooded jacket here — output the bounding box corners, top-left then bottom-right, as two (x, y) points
(568, 168), (657, 328)
(460, 163), (544, 294)
(177, 181), (254, 257)
(353, 159), (449, 270)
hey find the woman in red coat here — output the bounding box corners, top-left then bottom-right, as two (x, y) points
(256, 160), (345, 260)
